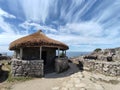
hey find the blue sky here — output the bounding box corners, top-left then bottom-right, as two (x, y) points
(0, 0), (120, 53)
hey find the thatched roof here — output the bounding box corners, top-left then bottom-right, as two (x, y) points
(9, 30), (69, 50)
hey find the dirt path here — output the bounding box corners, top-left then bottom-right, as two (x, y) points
(11, 78), (62, 90)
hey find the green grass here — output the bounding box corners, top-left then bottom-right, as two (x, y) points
(7, 74), (33, 82)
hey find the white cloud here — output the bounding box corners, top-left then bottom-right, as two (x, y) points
(17, 0), (55, 23)
(0, 32), (26, 52)
(60, 0), (97, 22)
(0, 8), (24, 52)
(19, 21), (58, 34)
(0, 8), (16, 34)
(0, 8), (16, 18)
(59, 21), (103, 37)
(18, 20), (120, 52)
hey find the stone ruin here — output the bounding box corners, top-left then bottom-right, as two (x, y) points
(79, 47), (120, 76)
(83, 60), (120, 76)
(84, 47), (120, 62)
(11, 57), (69, 77)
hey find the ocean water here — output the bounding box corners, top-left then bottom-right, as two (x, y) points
(66, 52), (91, 58)
(3, 51), (91, 58)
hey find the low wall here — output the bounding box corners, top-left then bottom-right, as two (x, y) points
(11, 59), (44, 77)
(83, 60), (120, 76)
(55, 58), (69, 73)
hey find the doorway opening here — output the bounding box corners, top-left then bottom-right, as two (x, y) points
(42, 51), (47, 65)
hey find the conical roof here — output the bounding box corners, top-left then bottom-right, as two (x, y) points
(9, 30), (69, 50)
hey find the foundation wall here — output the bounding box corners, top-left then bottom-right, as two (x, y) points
(11, 59), (44, 77)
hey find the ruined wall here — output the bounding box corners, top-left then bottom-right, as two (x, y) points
(12, 59), (44, 77)
(55, 57), (69, 73)
(90, 47), (120, 61)
(83, 60), (120, 76)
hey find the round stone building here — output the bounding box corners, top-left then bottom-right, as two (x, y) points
(9, 30), (69, 77)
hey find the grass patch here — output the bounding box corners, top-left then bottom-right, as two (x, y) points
(7, 74), (33, 83)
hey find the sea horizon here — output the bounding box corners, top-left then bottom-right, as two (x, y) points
(0, 51), (91, 58)
(66, 51), (91, 58)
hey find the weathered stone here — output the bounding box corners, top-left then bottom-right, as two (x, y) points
(83, 60), (120, 76)
(11, 59), (44, 77)
(55, 58), (69, 73)
(16, 66), (23, 74)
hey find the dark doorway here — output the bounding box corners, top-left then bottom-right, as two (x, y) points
(42, 51), (47, 65)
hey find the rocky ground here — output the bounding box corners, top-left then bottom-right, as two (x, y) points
(51, 71), (120, 90)
(9, 63), (120, 90)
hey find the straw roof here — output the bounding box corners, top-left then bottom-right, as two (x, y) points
(9, 30), (69, 50)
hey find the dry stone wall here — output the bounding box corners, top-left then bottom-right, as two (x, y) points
(55, 58), (69, 73)
(83, 60), (120, 76)
(11, 59), (44, 77)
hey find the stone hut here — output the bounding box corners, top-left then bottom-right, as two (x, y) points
(9, 30), (69, 77)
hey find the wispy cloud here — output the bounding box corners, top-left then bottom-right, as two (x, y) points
(18, 0), (55, 23)
(0, 8), (16, 19)
(19, 21), (58, 34)
(0, 8), (25, 52)
(0, 8), (15, 34)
